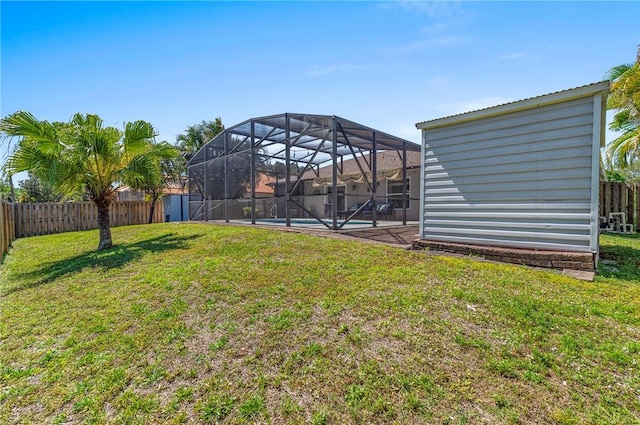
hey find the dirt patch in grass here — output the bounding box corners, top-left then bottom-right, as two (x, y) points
(206, 221), (420, 247)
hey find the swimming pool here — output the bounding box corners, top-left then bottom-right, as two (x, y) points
(253, 218), (372, 225)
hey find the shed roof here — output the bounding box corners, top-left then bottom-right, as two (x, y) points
(416, 81), (610, 131)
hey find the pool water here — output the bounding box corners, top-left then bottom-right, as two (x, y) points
(254, 218), (372, 225)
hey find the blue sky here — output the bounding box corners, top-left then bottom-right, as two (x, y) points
(2, 0), (639, 175)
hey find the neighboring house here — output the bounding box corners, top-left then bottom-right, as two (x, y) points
(117, 181), (190, 222)
(161, 182), (189, 222)
(116, 180), (188, 202)
(163, 181), (189, 196)
(115, 186), (146, 202)
(253, 174), (278, 198)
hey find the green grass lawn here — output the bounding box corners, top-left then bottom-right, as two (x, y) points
(1, 223), (639, 424)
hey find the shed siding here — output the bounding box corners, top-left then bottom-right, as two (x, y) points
(421, 96), (597, 252)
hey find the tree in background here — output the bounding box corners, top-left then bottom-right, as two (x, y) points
(605, 162), (640, 183)
(176, 118), (224, 163)
(15, 172), (90, 202)
(605, 46), (640, 172)
(174, 118), (226, 204)
(176, 119), (273, 203)
(0, 111), (177, 250)
(0, 178), (20, 202)
(18, 173), (63, 202)
(129, 153), (181, 224)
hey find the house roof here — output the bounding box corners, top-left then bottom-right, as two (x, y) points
(300, 150), (422, 180)
(415, 81), (610, 132)
(163, 182), (188, 195)
(116, 182), (188, 196)
(254, 174), (276, 194)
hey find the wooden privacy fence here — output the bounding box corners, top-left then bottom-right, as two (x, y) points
(599, 181), (640, 227)
(14, 201), (164, 238)
(0, 201), (16, 258)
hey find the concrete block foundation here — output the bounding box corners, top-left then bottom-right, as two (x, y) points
(411, 240), (596, 271)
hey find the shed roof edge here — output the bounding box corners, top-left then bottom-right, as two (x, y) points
(415, 81), (610, 131)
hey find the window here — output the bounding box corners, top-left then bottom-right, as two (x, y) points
(387, 178), (410, 209)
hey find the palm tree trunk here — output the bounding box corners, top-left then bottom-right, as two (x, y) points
(95, 197), (112, 250)
(148, 194), (158, 224)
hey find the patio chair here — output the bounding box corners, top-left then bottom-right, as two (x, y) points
(361, 202), (394, 220)
(377, 202), (395, 219)
(338, 203), (362, 219)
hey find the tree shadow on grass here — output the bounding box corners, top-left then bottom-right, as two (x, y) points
(598, 234), (640, 282)
(2, 233), (203, 296)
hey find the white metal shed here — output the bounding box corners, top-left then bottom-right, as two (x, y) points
(416, 81), (609, 257)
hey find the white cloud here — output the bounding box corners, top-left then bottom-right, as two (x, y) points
(426, 75), (454, 88)
(420, 22), (451, 35)
(306, 64), (363, 77)
(383, 41), (426, 54)
(381, 1), (470, 55)
(396, 1), (464, 19)
(499, 52), (527, 61)
(498, 52), (543, 61)
(382, 35), (466, 54)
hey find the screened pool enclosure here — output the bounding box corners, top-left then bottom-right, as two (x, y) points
(188, 113), (421, 230)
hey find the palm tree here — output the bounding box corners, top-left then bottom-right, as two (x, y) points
(176, 118), (224, 162)
(129, 153), (181, 224)
(605, 47), (640, 169)
(0, 111), (177, 250)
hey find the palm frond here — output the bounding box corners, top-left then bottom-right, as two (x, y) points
(606, 52), (640, 172)
(2, 110), (181, 203)
(606, 129), (640, 168)
(606, 64), (633, 81)
(123, 121), (157, 155)
(0, 111), (58, 143)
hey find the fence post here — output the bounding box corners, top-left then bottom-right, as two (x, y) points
(5, 204), (11, 255)
(10, 203), (16, 245)
(1, 202), (5, 257)
(636, 184), (640, 230)
(603, 182), (608, 219)
(599, 181), (603, 218)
